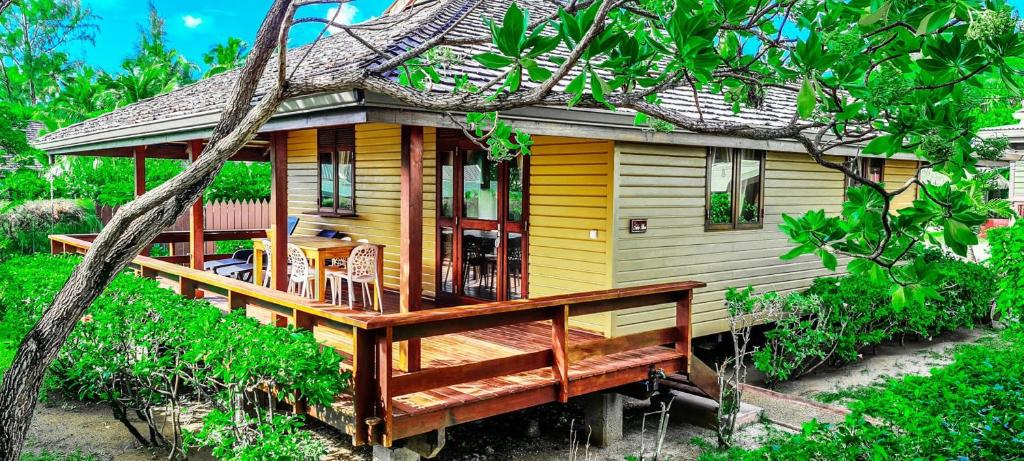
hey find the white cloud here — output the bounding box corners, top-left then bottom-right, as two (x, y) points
(325, 4), (359, 33)
(183, 15), (204, 29)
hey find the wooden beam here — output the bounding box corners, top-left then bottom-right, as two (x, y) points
(399, 125), (423, 373)
(270, 132), (289, 292)
(187, 141), (205, 291)
(551, 305), (570, 403)
(675, 291), (692, 373)
(133, 146), (150, 256)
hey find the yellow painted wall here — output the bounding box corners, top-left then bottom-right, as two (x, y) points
(885, 159), (920, 210)
(528, 136), (616, 335)
(285, 123), (438, 297)
(611, 144), (847, 337)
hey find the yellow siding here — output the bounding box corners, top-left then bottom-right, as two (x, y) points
(885, 159), (919, 210)
(528, 136), (615, 335)
(612, 144), (846, 337)
(286, 124), (438, 297)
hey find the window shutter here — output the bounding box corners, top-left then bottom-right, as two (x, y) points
(317, 126), (355, 152)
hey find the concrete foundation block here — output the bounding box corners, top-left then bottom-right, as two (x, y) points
(373, 445), (421, 461)
(583, 392), (624, 447)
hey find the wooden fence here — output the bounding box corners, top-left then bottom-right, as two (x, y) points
(97, 200), (270, 254)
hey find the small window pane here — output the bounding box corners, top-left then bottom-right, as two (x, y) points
(338, 150), (355, 211)
(463, 151), (498, 220)
(508, 156), (524, 222)
(708, 148), (734, 225)
(738, 150), (763, 224)
(319, 152), (335, 209)
(439, 227), (454, 294)
(507, 232), (524, 300)
(865, 158), (884, 183)
(440, 151), (455, 218)
(462, 229), (498, 300)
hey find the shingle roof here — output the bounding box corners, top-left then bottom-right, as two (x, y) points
(36, 0), (799, 150)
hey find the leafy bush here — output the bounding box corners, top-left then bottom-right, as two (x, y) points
(701, 327), (1024, 460)
(747, 252), (997, 384)
(990, 221), (1024, 320)
(215, 239), (253, 254)
(0, 255), (347, 459)
(0, 199), (99, 257)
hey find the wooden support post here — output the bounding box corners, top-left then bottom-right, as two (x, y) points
(227, 291), (248, 311)
(50, 240), (65, 255)
(140, 267), (158, 279)
(675, 291), (692, 374)
(551, 305), (570, 403)
(270, 132), (289, 292)
(187, 140), (205, 298)
(179, 278), (197, 299)
(376, 327), (395, 447)
(133, 146), (150, 256)
(399, 125), (423, 373)
(353, 327), (376, 446)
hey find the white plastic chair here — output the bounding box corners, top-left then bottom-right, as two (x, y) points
(261, 239), (273, 287)
(286, 244), (316, 298)
(326, 244), (380, 310)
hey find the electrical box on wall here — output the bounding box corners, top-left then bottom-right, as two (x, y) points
(629, 218), (648, 234)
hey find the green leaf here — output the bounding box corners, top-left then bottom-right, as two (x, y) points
(590, 69), (606, 104)
(473, 53), (515, 69)
(858, 1), (891, 26)
(499, 3), (526, 56)
(797, 78), (815, 118)
(818, 249), (838, 271)
(917, 7), (952, 35)
(944, 218), (978, 246)
(565, 71), (587, 107)
(862, 135), (898, 155)
(525, 63), (553, 82)
(891, 285), (907, 310)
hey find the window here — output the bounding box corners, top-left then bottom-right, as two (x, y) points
(706, 147), (765, 230)
(845, 157), (885, 193)
(317, 126), (356, 215)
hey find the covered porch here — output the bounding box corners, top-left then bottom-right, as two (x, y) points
(45, 122), (714, 453)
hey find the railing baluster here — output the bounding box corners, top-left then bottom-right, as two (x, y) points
(551, 304), (570, 403)
(675, 290), (692, 374)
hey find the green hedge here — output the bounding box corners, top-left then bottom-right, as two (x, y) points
(0, 255), (347, 459)
(742, 251), (997, 385)
(701, 327), (1024, 460)
(990, 221), (1024, 320)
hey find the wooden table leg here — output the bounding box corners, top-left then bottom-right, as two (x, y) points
(316, 252), (327, 301)
(375, 247), (384, 311)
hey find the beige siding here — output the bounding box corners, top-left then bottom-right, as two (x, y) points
(286, 124), (438, 297)
(528, 136), (615, 335)
(1013, 162), (1024, 200)
(611, 143), (846, 337)
(885, 159), (920, 210)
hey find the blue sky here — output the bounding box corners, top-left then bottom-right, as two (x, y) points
(71, 0), (392, 72)
(70, 0), (1024, 72)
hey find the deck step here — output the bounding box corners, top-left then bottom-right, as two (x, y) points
(660, 373), (714, 399)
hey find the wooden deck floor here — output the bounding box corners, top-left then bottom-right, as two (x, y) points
(178, 279), (685, 438)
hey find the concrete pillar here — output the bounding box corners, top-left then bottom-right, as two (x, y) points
(583, 392), (624, 447)
(372, 446), (421, 461)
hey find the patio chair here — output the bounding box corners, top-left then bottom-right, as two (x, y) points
(325, 244), (380, 310)
(204, 249), (253, 273)
(217, 252), (256, 282)
(287, 243), (316, 298)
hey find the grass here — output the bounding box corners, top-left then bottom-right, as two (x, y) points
(814, 381), (887, 404)
(20, 452), (97, 461)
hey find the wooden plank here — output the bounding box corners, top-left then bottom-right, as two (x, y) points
(352, 327), (375, 446)
(376, 327), (394, 447)
(399, 125), (424, 373)
(687, 356), (720, 402)
(270, 132), (289, 291)
(188, 140), (205, 275)
(391, 349), (552, 397)
(567, 356), (685, 397)
(391, 386), (559, 441)
(568, 327), (678, 362)
(551, 305), (570, 403)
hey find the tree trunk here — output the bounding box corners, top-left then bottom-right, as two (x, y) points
(0, 2), (295, 458)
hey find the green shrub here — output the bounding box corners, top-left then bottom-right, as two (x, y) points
(20, 452), (97, 461)
(0, 254), (347, 458)
(701, 327), (1024, 460)
(215, 239), (253, 254)
(749, 254), (997, 384)
(990, 221), (1024, 319)
(0, 199), (99, 257)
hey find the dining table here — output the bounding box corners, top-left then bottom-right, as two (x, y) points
(252, 236), (386, 307)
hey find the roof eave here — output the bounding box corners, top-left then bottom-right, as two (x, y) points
(35, 91), (365, 155)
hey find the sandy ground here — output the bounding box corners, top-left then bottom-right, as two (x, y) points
(23, 327), (994, 461)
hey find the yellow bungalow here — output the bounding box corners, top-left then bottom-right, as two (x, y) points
(33, 0), (933, 458)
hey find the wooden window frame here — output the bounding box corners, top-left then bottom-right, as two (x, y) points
(704, 147), (766, 231)
(314, 127), (357, 217)
(844, 157), (885, 198)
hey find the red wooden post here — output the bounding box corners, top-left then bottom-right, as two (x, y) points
(399, 125), (423, 372)
(375, 327), (394, 447)
(187, 140), (205, 275)
(270, 132), (289, 292)
(675, 290), (692, 374)
(133, 146), (151, 256)
(551, 304), (570, 403)
(353, 328), (376, 446)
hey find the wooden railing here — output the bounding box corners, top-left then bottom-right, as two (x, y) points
(48, 234), (704, 448)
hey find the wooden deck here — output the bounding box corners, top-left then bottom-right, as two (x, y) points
(50, 234), (706, 448)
